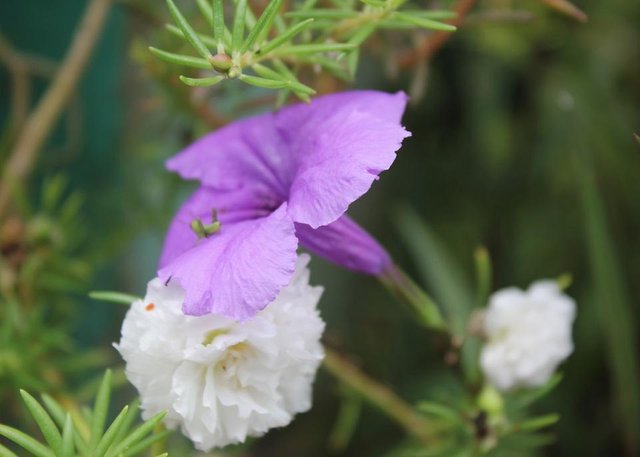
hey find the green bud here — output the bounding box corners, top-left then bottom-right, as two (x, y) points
(208, 53), (233, 72)
(477, 384), (504, 417)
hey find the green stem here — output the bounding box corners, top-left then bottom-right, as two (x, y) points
(323, 348), (437, 445)
(379, 264), (448, 332)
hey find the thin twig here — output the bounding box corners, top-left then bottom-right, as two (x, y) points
(0, 34), (31, 143)
(542, 0), (588, 23)
(398, 0), (478, 69)
(323, 347), (436, 445)
(0, 0), (113, 218)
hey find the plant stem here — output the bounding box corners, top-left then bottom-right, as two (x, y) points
(379, 264), (448, 332)
(0, 0), (113, 219)
(323, 347), (436, 445)
(0, 34), (31, 144)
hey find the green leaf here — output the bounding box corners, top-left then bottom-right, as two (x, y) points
(231, 0), (248, 51)
(577, 149), (640, 448)
(0, 425), (55, 457)
(378, 266), (447, 331)
(148, 47), (211, 69)
(402, 10), (457, 20)
(241, 0), (284, 52)
(416, 401), (460, 422)
(300, 55), (350, 80)
(166, 0), (211, 59)
(395, 206), (473, 335)
(239, 74), (289, 89)
(19, 390), (63, 456)
(473, 246), (492, 308)
(164, 24), (218, 50)
(269, 60), (309, 101)
(89, 291), (140, 305)
(179, 75), (225, 87)
(392, 12), (457, 31)
(507, 374), (563, 412)
(61, 414), (74, 457)
(327, 393), (361, 452)
(257, 18), (314, 55)
(517, 414), (560, 432)
(93, 406), (129, 457)
(121, 430), (172, 457)
(0, 443), (19, 457)
(285, 9), (357, 19)
(41, 395), (90, 453)
(348, 23), (376, 47)
(212, 0), (225, 51)
(195, 0), (214, 28)
(272, 42), (355, 55)
(360, 0), (386, 6)
(90, 370), (112, 450)
(395, 206), (479, 380)
(105, 412), (167, 457)
(252, 63), (315, 95)
(112, 400), (140, 446)
(42, 175), (68, 215)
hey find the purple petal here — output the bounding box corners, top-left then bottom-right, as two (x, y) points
(158, 204), (298, 320)
(295, 215), (391, 275)
(276, 90), (408, 132)
(281, 91), (410, 228)
(159, 187), (271, 268)
(166, 115), (294, 201)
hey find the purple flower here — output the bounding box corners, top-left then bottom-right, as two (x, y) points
(159, 91), (410, 319)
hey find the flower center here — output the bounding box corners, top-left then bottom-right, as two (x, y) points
(201, 328), (229, 346)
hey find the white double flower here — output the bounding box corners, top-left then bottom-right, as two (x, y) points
(480, 280), (576, 391)
(116, 254), (325, 451)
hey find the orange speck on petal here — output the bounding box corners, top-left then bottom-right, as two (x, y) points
(145, 303), (155, 311)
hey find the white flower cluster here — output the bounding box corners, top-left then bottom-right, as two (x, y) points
(480, 280), (576, 391)
(115, 255), (325, 451)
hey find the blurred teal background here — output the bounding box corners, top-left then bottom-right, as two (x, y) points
(1, 0), (639, 455)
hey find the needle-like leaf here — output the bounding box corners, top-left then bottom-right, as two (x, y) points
(41, 395), (90, 454)
(241, 0), (284, 52)
(166, 0), (211, 58)
(232, 0), (248, 51)
(121, 430), (172, 457)
(392, 12), (457, 31)
(165, 24), (218, 49)
(19, 390), (63, 456)
(179, 75), (225, 87)
(0, 425), (54, 457)
(0, 443), (18, 457)
(93, 406), (129, 457)
(89, 291), (140, 305)
(271, 42), (356, 55)
(257, 18), (314, 55)
(195, 0), (213, 28)
(212, 0), (225, 51)
(239, 74), (289, 89)
(285, 9), (357, 19)
(149, 47), (212, 69)
(61, 414), (74, 457)
(105, 412), (167, 457)
(90, 370), (112, 451)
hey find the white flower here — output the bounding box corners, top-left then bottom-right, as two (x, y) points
(480, 280), (576, 391)
(115, 254), (325, 451)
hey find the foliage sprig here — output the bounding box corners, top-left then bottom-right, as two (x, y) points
(149, 0), (456, 100)
(0, 371), (169, 457)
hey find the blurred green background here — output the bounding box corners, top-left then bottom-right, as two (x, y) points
(1, 0), (639, 455)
